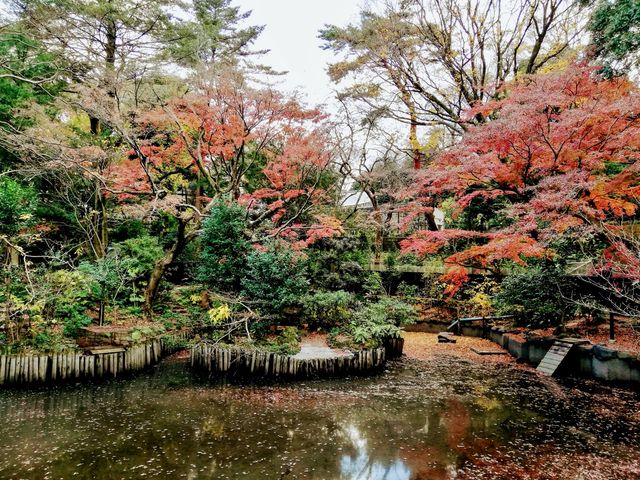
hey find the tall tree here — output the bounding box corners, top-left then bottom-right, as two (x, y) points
(6, 0), (266, 259)
(321, 0), (588, 163)
(164, 0), (266, 70)
(588, 0), (640, 77)
(333, 101), (425, 260)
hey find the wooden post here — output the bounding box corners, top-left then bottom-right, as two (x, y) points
(609, 311), (615, 342)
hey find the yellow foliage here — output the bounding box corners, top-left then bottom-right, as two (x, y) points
(208, 304), (231, 325)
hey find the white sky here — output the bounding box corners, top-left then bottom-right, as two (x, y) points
(235, 0), (363, 109)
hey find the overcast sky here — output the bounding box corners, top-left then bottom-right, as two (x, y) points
(235, 0), (363, 108)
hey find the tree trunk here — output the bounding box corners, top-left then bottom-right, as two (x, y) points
(425, 210), (439, 231)
(143, 250), (177, 320)
(98, 300), (105, 326)
(7, 245), (19, 267)
(410, 120), (421, 170)
(92, 179), (108, 259)
(142, 219), (194, 320)
(373, 205), (384, 264)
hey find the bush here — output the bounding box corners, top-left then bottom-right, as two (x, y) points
(46, 269), (93, 337)
(0, 177), (37, 236)
(262, 326), (301, 355)
(78, 236), (164, 310)
(114, 236), (164, 282)
(494, 265), (575, 327)
(301, 290), (356, 329)
(198, 202), (251, 291)
(110, 219), (148, 242)
(456, 277), (500, 318)
(341, 297), (417, 348)
(358, 297), (418, 327)
(305, 232), (375, 292)
(241, 243), (308, 315)
(396, 282), (420, 299)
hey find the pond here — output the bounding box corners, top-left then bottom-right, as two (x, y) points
(0, 354), (638, 480)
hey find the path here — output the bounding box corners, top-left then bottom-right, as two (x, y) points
(293, 334), (353, 360)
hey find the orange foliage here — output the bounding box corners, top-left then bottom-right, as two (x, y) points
(401, 64), (640, 288)
(108, 77), (338, 247)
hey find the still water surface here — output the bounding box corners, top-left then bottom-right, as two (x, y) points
(0, 355), (638, 479)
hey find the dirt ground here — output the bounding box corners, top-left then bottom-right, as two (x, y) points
(403, 331), (520, 365)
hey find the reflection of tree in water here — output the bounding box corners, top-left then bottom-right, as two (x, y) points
(338, 424), (411, 480)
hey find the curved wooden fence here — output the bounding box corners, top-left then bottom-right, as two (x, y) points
(0, 331), (191, 387)
(191, 344), (387, 379)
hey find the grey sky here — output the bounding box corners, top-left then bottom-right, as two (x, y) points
(235, 0), (363, 108)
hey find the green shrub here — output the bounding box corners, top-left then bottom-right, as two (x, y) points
(160, 333), (192, 351)
(114, 236), (164, 281)
(362, 271), (384, 298)
(360, 297), (418, 327)
(343, 297), (417, 348)
(198, 202), (251, 291)
(305, 232), (374, 292)
(397, 282), (420, 299)
(78, 236), (163, 312)
(0, 177), (37, 236)
(301, 290), (356, 329)
(46, 269), (93, 337)
(110, 219), (148, 242)
(58, 303), (92, 337)
(241, 243), (308, 315)
(494, 265), (575, 327)
(262, 326), (300, 355)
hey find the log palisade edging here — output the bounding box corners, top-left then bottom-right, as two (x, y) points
(190, 344), (387, 379)
(0, 331), (191, 387)
(384, 336), (405, 359)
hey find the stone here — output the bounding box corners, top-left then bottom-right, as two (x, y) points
(592, 358), (609, 380)
(592, 345), (619, 361)
(606, 358), (631, 382)
(437, 332), (456, 343)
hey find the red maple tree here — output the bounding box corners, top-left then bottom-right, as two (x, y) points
(106, 77), (340, 315)
(401, 65), (640, 292)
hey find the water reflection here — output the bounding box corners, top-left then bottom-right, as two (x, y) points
(339, 425), (410, 480)
(0, 357), (638, 479)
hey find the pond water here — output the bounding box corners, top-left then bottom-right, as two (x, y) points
(0, 355), (639, 480)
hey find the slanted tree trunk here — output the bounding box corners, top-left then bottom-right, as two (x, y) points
(143, 218), (198, 320)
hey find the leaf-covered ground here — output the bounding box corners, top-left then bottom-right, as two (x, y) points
(403, 331), (518, 365)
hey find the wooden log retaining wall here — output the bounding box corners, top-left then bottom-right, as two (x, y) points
(190, 344), (387, 379)
(0, 331), (191, 387)
(384, 337), (405, 358)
